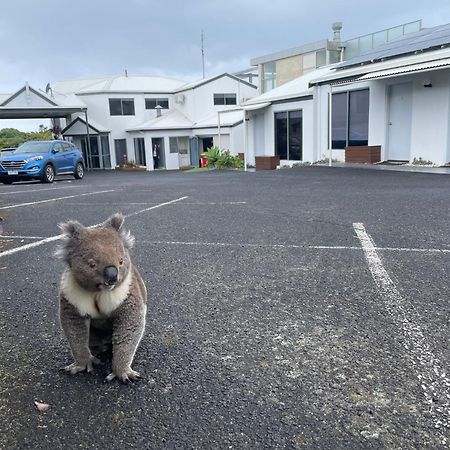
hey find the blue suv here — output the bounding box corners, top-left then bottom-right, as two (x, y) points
(0, 140), (85, 184)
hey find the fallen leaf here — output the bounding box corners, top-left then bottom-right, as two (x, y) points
(34, 401), (50, 412)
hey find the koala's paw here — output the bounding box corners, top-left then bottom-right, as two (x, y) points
(64, 356), (100, 375)
(106, 368), (141, 383)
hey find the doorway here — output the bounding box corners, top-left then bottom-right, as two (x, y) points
(114, 139), (127, 167)
(387, 83), (412, 161)
(134, 137), (146, 166)
(202, 137), (214, 151)
(80, 135), (111, 169)
(151, 137), (165, 169)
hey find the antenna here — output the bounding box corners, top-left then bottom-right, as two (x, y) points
(201, 30), (205, 79)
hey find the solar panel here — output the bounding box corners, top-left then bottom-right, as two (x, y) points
(337, 23), (450, 69)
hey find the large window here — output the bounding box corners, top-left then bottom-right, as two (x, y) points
(109, 98), (135, 116)
(275, 110), (303, 161)
(332, 89), (369, 148)
(145, 98), (169, 109)
(213, 93), (237, 105)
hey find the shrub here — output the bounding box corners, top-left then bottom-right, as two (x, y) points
(202, 146), (243, 169)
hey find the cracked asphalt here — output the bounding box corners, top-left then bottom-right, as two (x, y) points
(0, 167), (449, 449)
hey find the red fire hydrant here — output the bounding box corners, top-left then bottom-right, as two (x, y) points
(200, 156), (207, 168)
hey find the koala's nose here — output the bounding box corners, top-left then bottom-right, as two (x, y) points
(104, 266), (118, 284)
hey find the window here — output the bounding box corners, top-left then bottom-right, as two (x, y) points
(213, 93), (237, 105)
(62, 142), (73, 152)
(274, 110), (303, 161)
(263, 61), (276, 92)
(332, 89), (369, 149)
(145, 98), (169, 109)
(109, 98), (135, 116)
(169, 137), (189, 154)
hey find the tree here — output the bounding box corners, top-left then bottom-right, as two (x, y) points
(0, 126), (53, 149)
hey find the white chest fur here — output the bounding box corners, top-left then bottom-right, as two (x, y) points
(61, 269), (132, 319)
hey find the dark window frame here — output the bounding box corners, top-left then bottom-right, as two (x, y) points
(109, 98), (135, 116)
(331, 88), (369, 149)
(213, 93), (237, 105)
(274, 109), (303, 161)
(145, 98), (169, 109)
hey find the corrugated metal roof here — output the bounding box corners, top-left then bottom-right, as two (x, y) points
(126, 110), (194, 132)
(357, 57), (450, 81)
(337, 23), (450, 69)
(309, 47), (450, 85)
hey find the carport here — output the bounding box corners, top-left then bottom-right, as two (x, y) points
(0, 83), (95, 167)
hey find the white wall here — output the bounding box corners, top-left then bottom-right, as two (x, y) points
(247, 98), (314, 164)
(316, 69), (450, 165)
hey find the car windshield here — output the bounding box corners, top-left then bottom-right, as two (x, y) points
(15, 142), (52, 154)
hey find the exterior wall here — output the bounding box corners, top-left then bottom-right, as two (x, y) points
(176, 77), (257, 123)
(315, 68), (450, 165)
(247, 98), (314, 166)
(276, 56), (303, 87)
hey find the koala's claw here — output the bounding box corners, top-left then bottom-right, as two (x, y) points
(64, 356), (100, 375)
(106, 368), (141, 383)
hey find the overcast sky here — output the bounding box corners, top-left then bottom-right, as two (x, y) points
(1, 0), (450, 131)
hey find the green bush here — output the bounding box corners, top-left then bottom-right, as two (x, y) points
(202, 146), (243, 169)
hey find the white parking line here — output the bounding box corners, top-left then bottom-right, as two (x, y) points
(139, 240), (450, 254)
(353, 222), (450, 432)
(0, 189), (116, 210)
(0, 196), (188, 258)
(0, 185), (87, 195)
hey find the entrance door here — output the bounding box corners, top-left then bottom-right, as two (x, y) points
(151, 138), (165, 169)
(189, 137), (199, 167)
(114, 139), (127, 167)
(134, 138), (146, 166)
(387, 83), (412, 161)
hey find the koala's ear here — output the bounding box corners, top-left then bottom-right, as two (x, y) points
(58, 220), (84, 237)
(104, 213), (124, 231)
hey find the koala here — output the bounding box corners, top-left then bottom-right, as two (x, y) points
(56, 213), (147, 382)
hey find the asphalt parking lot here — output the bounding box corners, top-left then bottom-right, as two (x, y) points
(0, 167), (449, 449)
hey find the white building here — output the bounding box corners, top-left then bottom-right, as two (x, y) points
(57, 73), (257, 170)
(244, 23), (450, 167)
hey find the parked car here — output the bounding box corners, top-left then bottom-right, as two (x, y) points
(0, 140), (85, 184)
(0, 147), (16, 155)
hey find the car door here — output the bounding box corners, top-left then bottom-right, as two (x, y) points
(51, 142), (66, 173)
(62, 142), (76, 171)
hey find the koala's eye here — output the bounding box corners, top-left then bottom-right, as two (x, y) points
(88, 260), (96, 268)
(119, 259), (124, 266)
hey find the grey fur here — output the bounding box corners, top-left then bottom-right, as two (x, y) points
(57, 213), (147, 382)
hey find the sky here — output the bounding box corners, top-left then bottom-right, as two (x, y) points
(1, 0), (450, 131)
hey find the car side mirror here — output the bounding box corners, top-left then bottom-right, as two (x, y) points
(52, 148), (59, 154)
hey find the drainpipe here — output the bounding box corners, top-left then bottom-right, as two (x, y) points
(243, 110), (248, 172)
(328, 84), (333, 167)
(217, 111), (221, 149)
(84, 109), (92, 171)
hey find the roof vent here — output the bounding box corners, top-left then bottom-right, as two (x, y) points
(155, 105), (163, 117)
(332, 22), (343, 42)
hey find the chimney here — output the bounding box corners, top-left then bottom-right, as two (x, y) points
(155, 105), (163, 117)
(332, 22), (343, 42)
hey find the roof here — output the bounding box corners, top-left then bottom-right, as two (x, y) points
(337, 23), (450, 69)
(309, 47), (450, 85)
(0, 84), (87, 119)
(174, 73), (257, 92)
(194, 109), (244, 129)
(243, 65), (337, 106)
(251, 39), (329, 66)
(62, 115), (109, 135)
(53, 75), (187, 95)
(126, 110), (194, 131)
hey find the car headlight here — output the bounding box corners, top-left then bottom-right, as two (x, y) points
(25, 155), (44, 163)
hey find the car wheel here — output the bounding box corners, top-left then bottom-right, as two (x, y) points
(42, 164), (55, 183)
(74, 162), (84, 180)
(2, 179), (13, 184)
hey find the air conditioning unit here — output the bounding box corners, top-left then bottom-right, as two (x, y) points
(175, 94), (185, 104)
